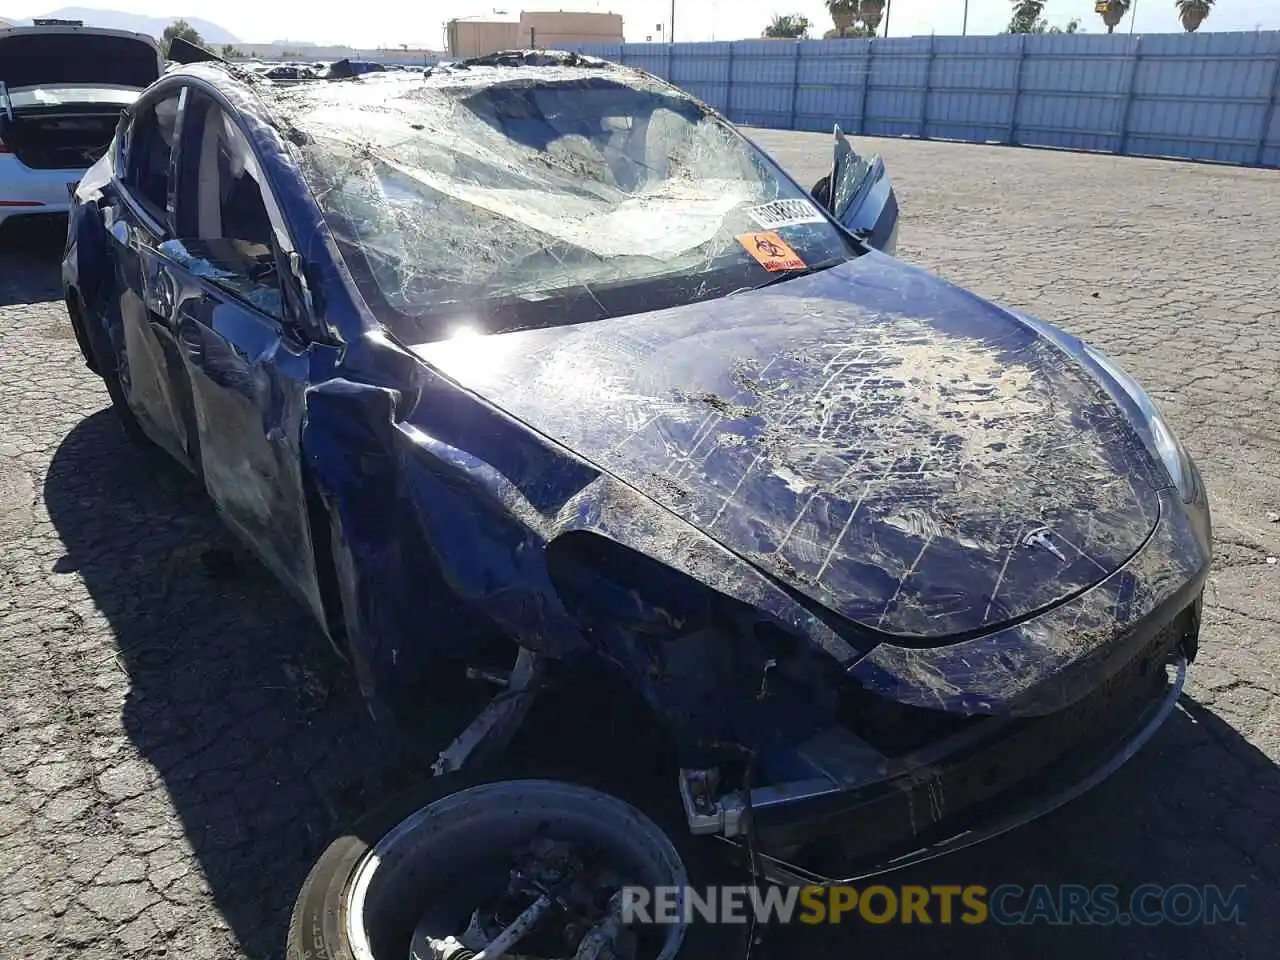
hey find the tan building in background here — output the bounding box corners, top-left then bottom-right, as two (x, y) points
(447, 18), (519, 58)
(519, 10), (623, 49)
(446, 10), (623, 59)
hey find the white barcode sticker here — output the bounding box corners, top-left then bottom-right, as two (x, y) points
(745, 198), (827, 230)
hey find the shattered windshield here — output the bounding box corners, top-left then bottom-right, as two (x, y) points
(280, 70), (860, 340)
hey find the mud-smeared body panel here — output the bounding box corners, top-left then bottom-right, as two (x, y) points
(851, 487), (1206, 715)
(413, 253), (1163, 640)
(62, 57), (1211, 803)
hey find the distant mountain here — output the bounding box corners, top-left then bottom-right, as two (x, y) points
(4, 7), (240, 43)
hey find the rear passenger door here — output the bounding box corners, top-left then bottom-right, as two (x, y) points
(103, 87), (195, 464)
(154, 86), (326, 619)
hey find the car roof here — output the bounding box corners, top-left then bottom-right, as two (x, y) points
(163, 51), (668, 127)
(156, 53), (687, 213)
(171, 49), (635, 90)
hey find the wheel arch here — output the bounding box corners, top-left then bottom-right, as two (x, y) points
(300, 460), (353, 664)
(64, 286), (102, 376)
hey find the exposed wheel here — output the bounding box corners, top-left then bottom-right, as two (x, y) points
(288, 769), (750, 960)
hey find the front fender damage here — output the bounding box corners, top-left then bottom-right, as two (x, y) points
(299, 371), (867, 746)
(299, 365), (1207, 816)
(300, 375), (599, 714)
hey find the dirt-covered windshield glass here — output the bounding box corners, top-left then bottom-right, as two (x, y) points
(280, 70), (860, 341)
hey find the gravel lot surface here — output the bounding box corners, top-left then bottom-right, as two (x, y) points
(2, 135), (1278, 959)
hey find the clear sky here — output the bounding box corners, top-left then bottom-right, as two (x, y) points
(7, 0), (1280, 49)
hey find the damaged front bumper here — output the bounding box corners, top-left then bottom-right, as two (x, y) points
(678, 598), (1199, 886)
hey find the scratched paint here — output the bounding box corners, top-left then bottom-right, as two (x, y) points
(412, 252), (1164, 640)
(63, 55), (1211, 809)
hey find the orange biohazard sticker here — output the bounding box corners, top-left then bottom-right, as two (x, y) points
(736, 231), (807, 272)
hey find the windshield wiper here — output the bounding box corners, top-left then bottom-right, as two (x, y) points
(730, 257), (846, 296)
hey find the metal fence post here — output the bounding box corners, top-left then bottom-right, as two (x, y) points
(1116, 34), (1143, 156)
(858, 37), (874, 135)
(1256, 48), (1280, 166)
(666, 43), (674, 82)
(618, 45), (627, 66)
(789, 41), (802, 129)
(1008, 33), (1028, 145)
(920, 34), (935, 139)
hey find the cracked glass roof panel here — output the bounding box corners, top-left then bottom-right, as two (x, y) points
(259, 68), (855, 340)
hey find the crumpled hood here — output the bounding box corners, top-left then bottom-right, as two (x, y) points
(410, 254), (1163, 640)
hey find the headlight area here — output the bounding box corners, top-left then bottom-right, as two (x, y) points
(1081, 344), (1204, 507)
(546, 531), (856, 770)
(543, 532), (1195, 881)
(1007, 309), (1204, 510)
(543, 532), (986, 818)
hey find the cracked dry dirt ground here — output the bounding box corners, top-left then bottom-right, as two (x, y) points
(1, 137), (1278, 960)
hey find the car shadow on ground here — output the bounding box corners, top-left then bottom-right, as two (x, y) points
(774, 692), (1276, 957)
(32, 260), (1277, 956)
(41, 409), (473, 958)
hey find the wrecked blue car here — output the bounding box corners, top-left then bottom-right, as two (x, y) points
(63, 46), (1211, 960)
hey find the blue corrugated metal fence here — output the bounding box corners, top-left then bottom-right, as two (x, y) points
(566, 31), (1280, 167)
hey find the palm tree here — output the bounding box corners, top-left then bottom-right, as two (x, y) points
(827, 0), (885, 37)
(1096, 0), (1131, 33)
(1008, 0), (1047, 34)
(1175, 0), (1215, 32)
(860, 0), (886, 32)
(827, 0), (859, 35)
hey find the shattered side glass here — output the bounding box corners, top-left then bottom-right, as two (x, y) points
(830, 130), (875, 224)
(158, 238), (285, 319)
(274, 72), (861, 339)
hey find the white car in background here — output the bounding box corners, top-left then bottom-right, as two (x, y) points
(0, 21), (161, 232)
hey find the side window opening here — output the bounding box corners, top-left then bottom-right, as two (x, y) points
(125, 92), (180, 220)
(166, 90), (284, 320)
